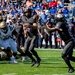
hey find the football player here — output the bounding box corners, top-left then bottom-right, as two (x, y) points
(47, 14), (75, 73)
(0, 21), (18, 63)
(22, 8), (41, 67)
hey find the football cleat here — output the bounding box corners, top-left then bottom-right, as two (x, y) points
(10, 56), (18, 64)
(10, 60), (18, 64)
(25, 56), (29, 61)
(21, 56), (25, 62)
(68, 68), (74, 73)
(36, 58), (41, 67)
(31, 61), (36, 67)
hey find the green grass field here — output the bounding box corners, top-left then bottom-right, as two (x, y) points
(0, 48), (75, 75)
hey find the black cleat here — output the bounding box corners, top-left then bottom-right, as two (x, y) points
(31, 61), (36, 67)
(36, 58), (41, 67)
(68, 68), (74, 73)
(15, 55), (20, 59)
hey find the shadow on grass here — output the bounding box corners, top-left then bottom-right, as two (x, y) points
(0, 61), (75, 69)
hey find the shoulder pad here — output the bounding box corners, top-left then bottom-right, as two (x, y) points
(8, 26), (15, 31)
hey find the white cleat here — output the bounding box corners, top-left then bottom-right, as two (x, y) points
(21, 56), (25, 62)
(25, 56), (29, 61)
(10, 56), (18, 64)
(10, 60), (18, 64)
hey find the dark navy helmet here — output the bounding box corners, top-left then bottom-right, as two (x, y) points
(55, 14), (66, 22)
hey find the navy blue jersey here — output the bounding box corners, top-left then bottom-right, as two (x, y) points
(56, 22), (74, 43)
(22, 15), (38, 37)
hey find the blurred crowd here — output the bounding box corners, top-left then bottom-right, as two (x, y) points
(0, 0), (75, 49)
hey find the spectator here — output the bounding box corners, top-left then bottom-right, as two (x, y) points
(36, 0), (42, 3)
(43, 6), (50, 16)
(38, 23), (45, 48)
(72, 6), (75, 17)
(57, 0), (64, 8)
(49, 6), (57, 15)
(63, 7), (69, 14)
(14, 20), (25, 47)
(46, 18), (53, 48)
(35, 2), (42, 10)
(68, 0), (75, 9)
(49, 0), (57, 8)
(40, 10), (47, 24)
(46, 0), (52, 3)
(56, 31), (62, 49)
(42, 2), (48, 9)
(25, 0), (33, 8)
(62, 7), (69, 19)
(64, 0), (69, 3)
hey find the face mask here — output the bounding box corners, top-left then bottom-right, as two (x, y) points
(1, 26), (7, 33)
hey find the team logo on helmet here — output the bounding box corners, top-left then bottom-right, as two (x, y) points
(0, 51), (7, 60)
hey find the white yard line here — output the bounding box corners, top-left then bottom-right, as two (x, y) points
(35, 48), (75, 51)
(52, 74), (75, 75)
(34, 74), (47, 75)
(2, 73), (17, 75)
(34, 73), (73, 75)
(21, 47), (75, 51)
(35, 48), (63, 50)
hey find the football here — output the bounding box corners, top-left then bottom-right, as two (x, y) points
(0, 51), (7, 60)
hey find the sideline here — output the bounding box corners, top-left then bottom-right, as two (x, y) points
(35, 48), (63, 51)
(21, 47), (63, 51)
(21, 47), (75, 51)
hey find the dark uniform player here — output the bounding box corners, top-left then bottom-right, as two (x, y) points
(22, 8), (41, 67)
(48, 14), (75, 73)
(38, 23), (48, 48)
(14, 20), (25, 47)
(46, 18), (53, 48)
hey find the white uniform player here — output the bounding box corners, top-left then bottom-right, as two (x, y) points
(0, 24), (17, 53)
(0, 21), (18, 63)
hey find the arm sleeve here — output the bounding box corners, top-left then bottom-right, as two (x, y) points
(27, 17), (34, 24)
(22, 16), (34, 24)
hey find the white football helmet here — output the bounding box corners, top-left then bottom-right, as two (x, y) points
(0, 51), (7, 60)
(0, 21), (6, 29)
(56, 14), (63, 18)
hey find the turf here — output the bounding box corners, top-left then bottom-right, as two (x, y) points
(0, 48), (75, 75)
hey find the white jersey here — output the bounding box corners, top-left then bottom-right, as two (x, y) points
(0, 25), (18, 53)
(0, 25), (14, 40)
